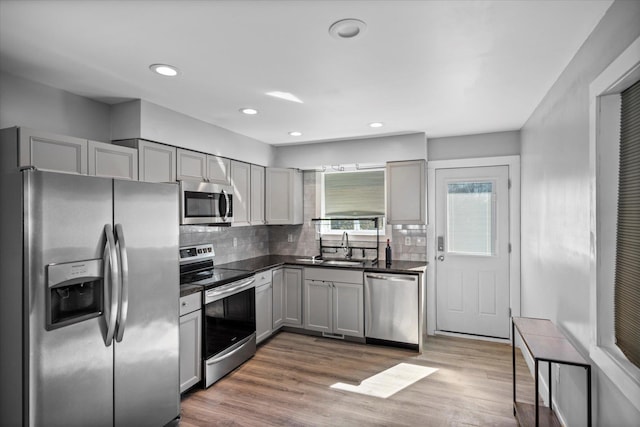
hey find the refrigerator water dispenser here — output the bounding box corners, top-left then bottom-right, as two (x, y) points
(46, 259), (104, 330)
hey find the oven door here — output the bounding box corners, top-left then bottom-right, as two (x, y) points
(180, 181), (233, 225)
(204, 278), (256, 359)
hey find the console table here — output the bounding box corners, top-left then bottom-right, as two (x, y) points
(512, 317), (592, 426)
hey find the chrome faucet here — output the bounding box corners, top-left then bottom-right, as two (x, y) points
(341, 231), (352, 259)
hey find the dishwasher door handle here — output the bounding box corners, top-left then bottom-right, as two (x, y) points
(365, 274), (417, 282)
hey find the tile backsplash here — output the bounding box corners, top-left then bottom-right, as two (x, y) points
(179, 171), (427, 265)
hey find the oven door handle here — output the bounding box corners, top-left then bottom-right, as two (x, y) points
(206, 334), (254, 366)
(206, 277), (255, 301)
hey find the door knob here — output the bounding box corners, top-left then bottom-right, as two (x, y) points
(437, 255), (445, 261)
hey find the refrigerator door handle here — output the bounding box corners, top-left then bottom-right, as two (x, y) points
(115, 224), (129, 342)
(103, 224), (120, 346)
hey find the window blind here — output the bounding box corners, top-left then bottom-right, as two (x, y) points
(324, 171), (385, 217)
(615, 79), (640, 369)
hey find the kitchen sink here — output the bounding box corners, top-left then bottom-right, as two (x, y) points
(322, 260), (364, 267)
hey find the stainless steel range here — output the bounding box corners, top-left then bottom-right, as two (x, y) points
(179, 244), (256, 388)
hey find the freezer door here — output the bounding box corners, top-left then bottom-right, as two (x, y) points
(26, 171), (114, 427)
(113, 180), (180, 427)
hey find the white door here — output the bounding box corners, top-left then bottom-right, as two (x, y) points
(435, 166), (510, 338)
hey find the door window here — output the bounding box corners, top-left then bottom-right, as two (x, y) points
(446, 181), (495, 256)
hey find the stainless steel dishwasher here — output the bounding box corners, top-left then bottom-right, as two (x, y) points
(364, 272), (419, 349)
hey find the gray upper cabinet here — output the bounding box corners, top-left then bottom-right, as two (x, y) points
(265, 168), (303, 225)
(113, 139), (176, 183)
(177, 148), (231, 185)
(250, 164), (265, 225)
(207, 155), (231, 185)
(19, 128), (87, 174)
(386, 159), (427, 224)
(177, 148), (206, 181)
(88, 140), (138, 180)
(230, 160), (251, 226)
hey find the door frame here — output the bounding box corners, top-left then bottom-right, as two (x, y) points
(426, 155), (521, 339)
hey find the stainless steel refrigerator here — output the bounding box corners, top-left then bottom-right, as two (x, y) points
(0, 169), (180, 426)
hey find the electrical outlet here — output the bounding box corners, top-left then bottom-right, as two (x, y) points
(405, 236), (412, 245)
(233, 237), (237, 247)
(288, 234), (293, 243)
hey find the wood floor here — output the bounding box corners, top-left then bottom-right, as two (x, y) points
(180, 332), (536, 426)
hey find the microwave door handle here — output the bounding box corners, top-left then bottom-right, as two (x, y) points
(221, 189), (230, 220)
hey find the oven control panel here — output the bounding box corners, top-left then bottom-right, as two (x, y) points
(179, 244), (214, 264)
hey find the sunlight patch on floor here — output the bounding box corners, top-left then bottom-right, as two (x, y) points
(330, 363), (438, 398)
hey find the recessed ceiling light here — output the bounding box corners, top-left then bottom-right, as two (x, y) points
(240, 108), (258, 115)
(329, 18), (367, 40)
(149, 64), (179, 77)
(369, 122), (384, 128)
(289, 131), (302, 137)
(266, 91), (304, 104)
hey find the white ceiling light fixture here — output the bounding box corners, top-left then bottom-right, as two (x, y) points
(288, 131), (302, 137)
(149, 63), (179, 77)
(329, 18), (367, 40)
(240, 108), (258, 115)
(266, 91), (303, 104)
(369, 122), (384, 128)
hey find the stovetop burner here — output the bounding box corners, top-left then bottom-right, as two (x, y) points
(179, 243), (252, 289)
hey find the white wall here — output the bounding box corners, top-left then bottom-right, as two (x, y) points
(0, 71), (111, 142)
(520, 1), (640, 425)
(427, 130), (520, 161)
(111, 99), (275, 167)
(274, 132), (427, 169)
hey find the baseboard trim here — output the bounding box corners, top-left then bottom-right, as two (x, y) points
(434, 330), (510, 344)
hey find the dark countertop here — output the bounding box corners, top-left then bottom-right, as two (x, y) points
(179, 283), (204, 298)
(181, 255), (426, 297)
(216, 255), (427, 275)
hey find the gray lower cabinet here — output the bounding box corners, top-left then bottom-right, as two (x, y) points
(255, 271), (273, 344)
(303, 268), (364, 337)
(272, 267), (303, 328)
(179, 292), (202, 393)
(283, 268), (303, 326)
(272, 268), (284, 330)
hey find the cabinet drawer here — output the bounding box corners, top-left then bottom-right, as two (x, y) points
(304, 267), (363, 284)
(254, 270), (271, 288)
(180, 292), (201, 316)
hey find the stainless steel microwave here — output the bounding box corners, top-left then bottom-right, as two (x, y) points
(179, 181), (233, 225)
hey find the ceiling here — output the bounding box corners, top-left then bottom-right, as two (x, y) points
(0, 1), (613, 145)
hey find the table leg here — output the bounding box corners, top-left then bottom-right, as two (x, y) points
(587, 366), (592, 427)
(535, 359), (539, 427)
(549, 362), (552, 411)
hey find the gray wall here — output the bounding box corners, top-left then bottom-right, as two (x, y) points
(520, 1), (640, 425)
(112, 99), (276, 167)
(269, 171), (426, 262)
(274, 132), (427, 169)
(0, 71), (111, 142)
(427, 130), (520, 161)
